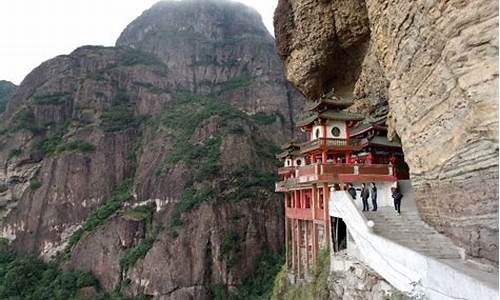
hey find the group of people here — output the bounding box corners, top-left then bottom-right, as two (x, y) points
(346, 182), (403, 215)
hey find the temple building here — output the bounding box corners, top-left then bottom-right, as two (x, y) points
(275, 92), (406, 279)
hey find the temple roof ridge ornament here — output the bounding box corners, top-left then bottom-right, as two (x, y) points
(295, 110), (365, 128)
(305, 90), (355, 112)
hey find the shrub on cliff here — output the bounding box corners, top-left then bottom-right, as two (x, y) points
(0, 242), (98, 300)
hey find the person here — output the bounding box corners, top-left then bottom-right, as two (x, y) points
(361, 183), (370, 211)
(347, 183), (357, 200)
(370, 182), (378, 211)
(392, 187), (403, 215)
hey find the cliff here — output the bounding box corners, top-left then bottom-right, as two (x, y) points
(0, 80), (16, 114)
(0, 1), (304, 298)
(274, 0), (498, 265)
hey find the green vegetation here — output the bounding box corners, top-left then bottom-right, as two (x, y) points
(270, 250), (330, 300)
(41, 124), (68, 154)
(33, 92), (69, 105)
(57, 140), (96, 153)
(169, 187), (214, 238)
(8, 148), (22, 158)
(0, 80), (16, 114)
(29, 179), (42, 190)
(224, 167), (279, 202)
(40, 124), (95, 155)
(11, 107), (41, 134)
(156, 93), (280, 237)
(132, 81), (168, 95)
(219, 230), (241, 269)
(119, 48), (165, 67)
(218, 74), (253, 93)
(101, 90), (144, 132)
(212, 250), (284, 300)
(119, 205), (157, 271)
(65, 178), (133, 252)
(119, 236), (156, 272)
(87, 72), (108, 82)
(0, 239), (98, 300)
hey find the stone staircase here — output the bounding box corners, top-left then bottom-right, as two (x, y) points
(364, 208), (462, 260)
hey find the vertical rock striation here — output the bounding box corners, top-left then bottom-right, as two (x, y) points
(274, 0), (498, 264)
(0, 1), (305, 298)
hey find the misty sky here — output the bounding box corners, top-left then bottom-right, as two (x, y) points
(0, 0), (277, 85)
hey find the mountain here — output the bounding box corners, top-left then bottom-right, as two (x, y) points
(0, 0), (304, 298)
(0, 80), (17, 114)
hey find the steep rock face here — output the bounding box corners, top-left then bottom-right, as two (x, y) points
(274, 0), (498, 264)
(0, 80), (17, 114)
(117, 0), (302, 144)
(0, 1), (304, 298)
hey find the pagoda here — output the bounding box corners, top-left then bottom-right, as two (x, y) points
(276, 91), (407, 280)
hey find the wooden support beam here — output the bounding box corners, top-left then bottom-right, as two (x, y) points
(291, 218), (296, 273)
(296, 219), (302, 278)
(323, 183), (331, 249)
(312, 222), (318, 271)
(305, 221), (310, 275)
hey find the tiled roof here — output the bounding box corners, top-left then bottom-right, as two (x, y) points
(296, 110), (365, 127)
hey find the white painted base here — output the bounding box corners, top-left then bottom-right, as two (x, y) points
(329, 189), (499, 300)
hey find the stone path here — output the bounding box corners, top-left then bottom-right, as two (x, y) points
(364, 208), (462, 259)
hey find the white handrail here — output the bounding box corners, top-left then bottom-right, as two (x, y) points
(329, 190), (373, 233)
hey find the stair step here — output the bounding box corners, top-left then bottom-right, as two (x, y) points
(361, 207), (461, 260)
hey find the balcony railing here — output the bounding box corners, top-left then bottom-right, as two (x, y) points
(278, 166), (295, 175)
(300, 138), (362, 153)
(277, 163), (394, 190)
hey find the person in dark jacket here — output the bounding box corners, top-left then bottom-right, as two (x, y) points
(347, 183), (357, 200)
(361, 183), (370, 211)
(370, 182), (378, 211)
(392, 187), (403, 215)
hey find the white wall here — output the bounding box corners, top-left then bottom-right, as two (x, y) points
(350, 182), (397, 208)
(329, 191), (499, 300)
(310, 121), (347, 141)
(326, 120), (347, 139)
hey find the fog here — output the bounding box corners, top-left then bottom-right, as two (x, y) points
(0, 0), (277, 85)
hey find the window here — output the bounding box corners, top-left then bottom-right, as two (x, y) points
(296, 159), (302, 166)
(315, 128), (320, 138)
(331, 126), (341, 137)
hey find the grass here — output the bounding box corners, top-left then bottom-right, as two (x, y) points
(0, 240), (98, 300)
(33, 92), (69, 105)
(57, 140), (96, 153)
(218, 230), (241, 269)
(156, 92), (281, 237)
(65, 178), (133, 252)
(270, 249), (330, 300)
(8, 148), (22, 158)
(119, 205), (157, 271)
(11, 107), (41, 134)
(119, 48), (165, 68)
(119, 236), (156, 272)
(101, 89), (147, 132)
(223, 167), (278, 202)
(168, 187), (214, 238)
(29, 179), (42, 190)
(212, 249), (284, 300)
(40, 124), (95, 155)
(218, 74), (253, 93)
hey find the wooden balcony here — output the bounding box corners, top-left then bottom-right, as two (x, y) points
(276, 163), (396, 191)
(300, 138), (362, 154)
(278, 166), (295, 175)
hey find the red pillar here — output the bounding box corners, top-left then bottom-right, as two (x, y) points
(291, 219), (296, 272)
(305, 221), (310, 275)
(284, 193), (289, 268)
(322, 151), (327, 163)
(323, 183), (331, 249)
(296, 219), (302, 278)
